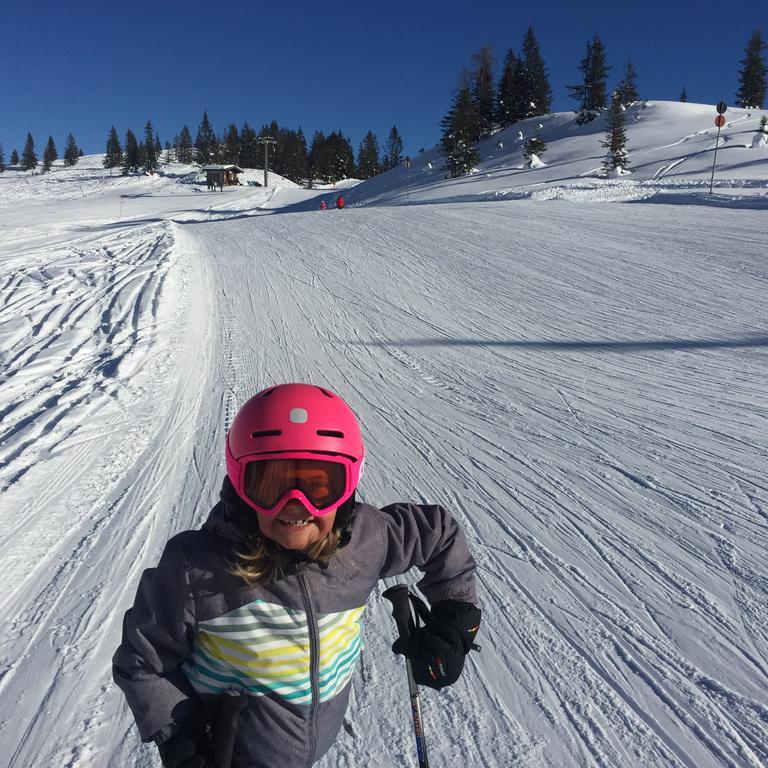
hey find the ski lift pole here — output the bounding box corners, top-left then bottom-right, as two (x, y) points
(383, 584), (429, 768)
(710, 100), (728, 195)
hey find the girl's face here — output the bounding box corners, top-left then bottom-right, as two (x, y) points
(256, 500), (337, 552)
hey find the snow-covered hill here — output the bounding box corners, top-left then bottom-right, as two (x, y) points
(343, 100), (768, 208)
(0, 102), (766, 768)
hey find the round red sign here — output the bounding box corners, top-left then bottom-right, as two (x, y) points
(714, 115), (726, 128)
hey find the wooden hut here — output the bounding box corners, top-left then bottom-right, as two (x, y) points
(202, 165), (244, 190)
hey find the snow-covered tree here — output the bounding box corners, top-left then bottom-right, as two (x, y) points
(176, 125), (194, 164)
(496, 48), (521, 127)
(21, 133), (37, 170)
(123, 129), (140, 174)
(238, 123), (257, 168)
(11, 149), (19, 166)
(760, 113), (768, 133)
(104, 127), (123, 169)
(63, 133), (79, 166)
(568, 35), (611, 116)
(42, 136), (57, 172)
(441, 85), (480, 177)
(736, 29), (767, 108)
(522, 132), (547, 160)
(602, 93), (629, 174)
(223, 124), (240, 165)
(143, 121), (159, 173)
(472, 45), (496, 137)
(522, 26), (552, 116)
(383, 125), (404, 171)
(357, 130), (381, 179)
(195, 111), (216, 165)
(616, 60), (639, 105)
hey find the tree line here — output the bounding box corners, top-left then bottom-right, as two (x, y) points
(1, 114), (406, 184)
(440, 27), (767, 177)
(0, 132), (82, 173)
(1, 29), (764, 179)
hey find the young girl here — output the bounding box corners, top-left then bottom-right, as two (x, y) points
(114, 383), (481, 768)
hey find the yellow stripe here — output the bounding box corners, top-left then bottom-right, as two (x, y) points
(198, 629), (309, 662)
(197, 634), (310, 675)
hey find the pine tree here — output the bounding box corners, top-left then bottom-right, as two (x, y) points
(496, 49), (520, 127)
(383, 125), (404, 171)
(177, 125), (194, 164)
(441, 86), (481, 177)
(63, 133), (79, 166)
(195, 111), (216, 165)
(143, 121), (159, 173)
(602, 93), (629, 174)
(568, 35), (611, 116)
(736, 29), (767, 108)
(357, 130), (381, 179)
(11, 149), (19, 166)
(522, 26), (552, 116)
(223, 124), (240, 165)
(123, 129), (140, 174)
(472, 46), (496, 137)
(616, 60), (639, 105)
(154, 133), (162, 158)
(22, 133), (38, 170)
(308, 130), (326, 184)
(679, 86), (688, 102)
(42, 136), (57, 172)
(0, 144), (5, 172)
(104, 127), (123, 169)
(238, 123), (258, 168)
(280, 127), (308, 183)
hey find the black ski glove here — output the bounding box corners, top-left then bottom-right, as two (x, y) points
(393, 599), (481, 690)
(153, 708), (215, 768)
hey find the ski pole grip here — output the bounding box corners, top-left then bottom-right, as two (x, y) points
(383, 584), (415, 643)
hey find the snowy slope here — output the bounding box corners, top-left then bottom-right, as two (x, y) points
(334, 101), (768, 209)
(0, 105), (767, 768)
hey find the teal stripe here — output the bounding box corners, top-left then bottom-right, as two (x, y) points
(192, 647), (313, 700)
(318, 637), (361, 689)
(189, 653), (312, 702)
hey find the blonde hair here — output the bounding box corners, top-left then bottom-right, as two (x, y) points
(229, 529), (342, 585)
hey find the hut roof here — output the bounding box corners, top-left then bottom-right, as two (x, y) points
(201, 165), (244, 172)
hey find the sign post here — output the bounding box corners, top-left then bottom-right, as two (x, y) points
(404, 156), (412, 201)
(709, 101), (727, 195)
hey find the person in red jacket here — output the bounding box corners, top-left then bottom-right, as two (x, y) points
(336, 195), (345, 209)
(319, 200), (327, 210)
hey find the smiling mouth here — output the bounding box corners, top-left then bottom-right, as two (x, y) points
(278, 518), (312, 528)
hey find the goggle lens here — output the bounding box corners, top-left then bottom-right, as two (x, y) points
(244, 458), (347, 511)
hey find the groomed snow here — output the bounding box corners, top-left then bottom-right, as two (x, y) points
(0, 101), (766, 767)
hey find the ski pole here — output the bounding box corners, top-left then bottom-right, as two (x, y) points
(214, 690), (248, 768)
(383, 584), (430, 768)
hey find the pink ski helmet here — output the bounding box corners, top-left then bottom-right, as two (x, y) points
(226, 383), (365, 516)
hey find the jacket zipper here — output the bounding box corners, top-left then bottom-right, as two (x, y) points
(297, 572), (319, 768)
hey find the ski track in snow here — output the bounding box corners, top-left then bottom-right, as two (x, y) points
(0, 183), (767, 767)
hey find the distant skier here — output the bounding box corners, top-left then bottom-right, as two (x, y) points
(113, 383), (480, 768)
(320, 199), (327, 210)
(336, 195), (345, 209)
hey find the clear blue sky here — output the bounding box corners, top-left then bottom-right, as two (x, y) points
(2, 0), (762, 158)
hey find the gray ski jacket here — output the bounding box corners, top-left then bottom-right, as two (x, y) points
(113, 481), (478, 768)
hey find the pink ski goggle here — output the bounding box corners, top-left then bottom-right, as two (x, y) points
(230, 451), (361, 517)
